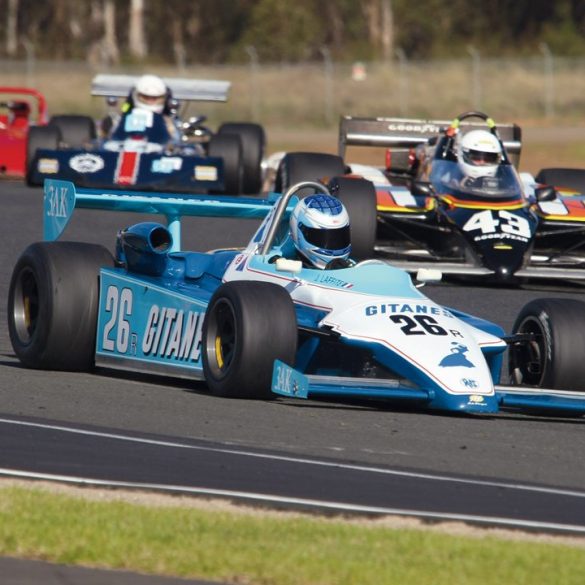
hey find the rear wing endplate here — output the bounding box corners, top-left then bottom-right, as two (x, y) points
(338, 116), (522, 165)
(43, 179), (276, 252)
(91, 74), (230, 102)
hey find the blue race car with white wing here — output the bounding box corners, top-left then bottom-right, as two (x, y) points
(7, 178), (585, 416)
(26, 75), (265, 195)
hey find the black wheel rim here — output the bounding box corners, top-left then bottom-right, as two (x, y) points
(510, 316), (546, 386)
(12, 267), (40, 344)
(206, 298), (237, 379)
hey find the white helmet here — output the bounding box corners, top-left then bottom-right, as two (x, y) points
(289, 194), (351, 269)
(133, 75), (167, 114)
(457, 129), (502, 179)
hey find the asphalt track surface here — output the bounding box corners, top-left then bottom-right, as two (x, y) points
(2, 181), (585, 580)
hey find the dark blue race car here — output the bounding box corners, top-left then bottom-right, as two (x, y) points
(26, 75), (265, 195)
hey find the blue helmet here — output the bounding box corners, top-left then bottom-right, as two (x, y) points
(289, 194), (351, 269)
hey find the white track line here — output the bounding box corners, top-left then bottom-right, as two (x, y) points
(1, 416), (584, 499)
(1, 467), (585, 534)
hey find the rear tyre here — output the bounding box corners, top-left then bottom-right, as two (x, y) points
(328, 176), (377, 260)
(202, 281), (297, 398)
(26, 125), (61, 186)
(49, 114), (96, 148)
(509, 298), (585, 390)
(535, 168), (585, 193)
(218, 123), (265, 194)
(275, 152), (346, 195)
(7, 241), (114, 371)
(208, 133), (243, 194)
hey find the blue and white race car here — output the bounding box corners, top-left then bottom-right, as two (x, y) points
(7, 178), (585, 416)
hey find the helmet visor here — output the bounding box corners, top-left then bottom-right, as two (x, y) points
(137, 92), (165, 105)
(464, 148), (500, 166)
(299, 224), (350, 250)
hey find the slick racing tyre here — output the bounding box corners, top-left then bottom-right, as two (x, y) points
(208, 133), (243, 195)
(8, 241), (114, 371)
(218, 122), (265, 194)
(25, 125), (61, 186)
(275, 152), (346, 195)
(328, 176), (377, 260)
(509, 298), (585, 391)
(535, 168), (585, 193)
(202, 281), (297, 398)
(49, 114), (96, 148)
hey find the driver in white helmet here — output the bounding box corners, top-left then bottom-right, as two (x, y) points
(288, 194), (353, 269)
(105, 74), (178, 142)
(456, 129), (503, 181)
(125, 74), (169, 115)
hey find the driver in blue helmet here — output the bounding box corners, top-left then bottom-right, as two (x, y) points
(289, 194), (353, 269)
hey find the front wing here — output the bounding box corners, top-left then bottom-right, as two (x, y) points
(375, 257), (585, 281)
(272, 361), (585, 416)
(31, 148), (225, 193)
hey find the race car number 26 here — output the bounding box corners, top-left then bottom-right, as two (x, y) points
(390, 315), (448, 336)
(102, 286), (133, 353)
(462, 209), (531, 238)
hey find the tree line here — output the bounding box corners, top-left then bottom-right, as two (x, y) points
(2, 0), (585, 65)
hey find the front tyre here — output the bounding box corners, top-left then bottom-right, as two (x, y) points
(208, 133), (243, 195)
(535, 168), (585, 193)
(49, 114), (96, 147)
(509, 298), (585, 390)
(218, 123), (265, 194)
(7, 242), (114, 371)
(26, 125), (61, 186)
(202, 281), (297, 398)
(328, 176), (377, 260)
(274, 152), (346, 195)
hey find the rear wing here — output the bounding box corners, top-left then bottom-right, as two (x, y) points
(338, 116), (522, 166)
(91, 74), (230, 102)
(44, 179), (276, 252)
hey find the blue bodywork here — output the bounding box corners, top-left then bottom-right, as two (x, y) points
(42, 179), (585, 417)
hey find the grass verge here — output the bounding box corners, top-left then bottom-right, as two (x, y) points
(1, 482), (584, 584)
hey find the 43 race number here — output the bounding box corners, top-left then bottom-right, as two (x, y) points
(462, 209), (531, 239)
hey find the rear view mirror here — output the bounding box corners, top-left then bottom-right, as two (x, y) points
(535, 185), (556, 202)
(275, 257), (303, 274)
(416, 268), (442, 284)
(411, 181), (435, 197)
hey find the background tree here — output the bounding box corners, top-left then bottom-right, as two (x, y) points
(1, 0), (585, 63)
(128, 0), (146, 59)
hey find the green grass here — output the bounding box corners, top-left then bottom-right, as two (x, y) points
(1, 483), (584, 584)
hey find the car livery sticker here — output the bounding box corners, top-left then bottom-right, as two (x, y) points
(152, 157), (182, 173)
(124, 109), (153, 131)
(69, 153), (105, 173)
(38, 158), (59, 174)
(314, 273), (353, 289)
(438, 343), (475, 368)
(271, 360), (309, 398)
(96, 270), (207, 375)
(194, 165), (218, 182)
(115, 151), (141, 185)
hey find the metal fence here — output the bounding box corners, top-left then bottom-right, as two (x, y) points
(2, 55), (585, 128)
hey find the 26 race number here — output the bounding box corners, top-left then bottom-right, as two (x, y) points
(390, 314), (448, 336)
(102, 286), (133, 353)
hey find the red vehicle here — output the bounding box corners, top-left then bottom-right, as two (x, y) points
(0, 87), (48, 178)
